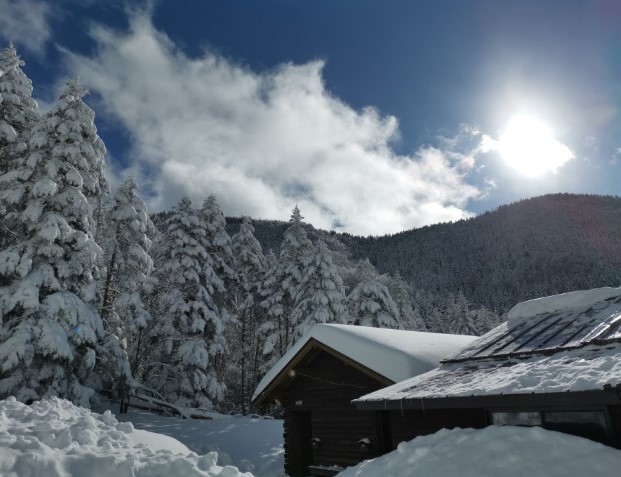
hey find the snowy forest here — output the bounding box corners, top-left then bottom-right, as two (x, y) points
(4, 42), (620, 416)
(0, 45), (507, 414)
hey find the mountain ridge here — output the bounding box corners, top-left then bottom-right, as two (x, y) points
(223, 193), (621, 312)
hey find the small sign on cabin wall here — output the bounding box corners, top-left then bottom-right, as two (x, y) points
(295, 400), (303, 406)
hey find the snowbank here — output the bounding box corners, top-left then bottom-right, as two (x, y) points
(0, 397), (253, 477)
(106, 406), (284, 477)
(336, 426), (621, 477)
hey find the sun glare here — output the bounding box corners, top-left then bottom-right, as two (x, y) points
(496, 115), (574, 178)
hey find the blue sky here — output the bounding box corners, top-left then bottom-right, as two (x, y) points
(1, 0), (620, 235)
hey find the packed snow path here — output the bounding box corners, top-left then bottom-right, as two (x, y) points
(0, 397), (254, 477)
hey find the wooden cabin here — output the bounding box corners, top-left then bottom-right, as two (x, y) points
(251, 324), (476, 477)
(355, 287), (621, 449)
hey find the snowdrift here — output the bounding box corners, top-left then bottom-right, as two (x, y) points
(336, 425), (621, 477)
(0, 397), (253, 477)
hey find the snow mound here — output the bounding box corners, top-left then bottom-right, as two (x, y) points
(508, 286), (621, 324)
(0, 397), (253, 477)
(336, 425), (621, 477)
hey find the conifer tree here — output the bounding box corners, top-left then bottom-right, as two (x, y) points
(0, 83), (107, 405)
(200, 195), (236, 293)
(148, 197), (225, 407)
(446, 292), (479, 336)
(46, 80), (109, 239)
(260, 206), (313, 368)
(0, 44), (38, 177)
(0, 44), (39, 250)
(98, 178), (155, 406)
(347, 259), (401, 328)
(229, 217), (268, 412)
(380, 274), (426, 331)
(472, 305), (502, 334)
(291, 240), (349, 342)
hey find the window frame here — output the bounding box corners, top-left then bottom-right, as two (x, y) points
(486, 406), (614, 441)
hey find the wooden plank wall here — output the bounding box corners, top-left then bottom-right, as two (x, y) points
(389, 408), (487, 446)
(282, 351), (386, 476)
(606, 404), (621, 448)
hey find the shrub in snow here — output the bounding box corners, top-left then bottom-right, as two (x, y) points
(0, 397), (253, 477)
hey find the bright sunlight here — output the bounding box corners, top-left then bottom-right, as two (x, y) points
(493, 115), (574, 178)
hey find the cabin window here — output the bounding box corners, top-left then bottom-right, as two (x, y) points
(490, 411), (542, 426)
(489, 409), (611, 443)
(542, 411), (609, 442)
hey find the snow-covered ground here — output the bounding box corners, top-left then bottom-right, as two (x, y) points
(0, 397), (254, 477)
(96, 402), (284, 477)
(336, 425), (621, 477)
(3, 397), (621, 477)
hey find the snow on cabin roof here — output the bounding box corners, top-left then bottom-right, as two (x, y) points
(355, 342), (621, 403)
(252, 324), (477, 403)
(355, 287), (621, 404)
(447, 286), (621, 363)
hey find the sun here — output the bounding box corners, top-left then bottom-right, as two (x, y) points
(496, 114), (574, 178)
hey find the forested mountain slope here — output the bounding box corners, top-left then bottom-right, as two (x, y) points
(224, 194), (621, 313)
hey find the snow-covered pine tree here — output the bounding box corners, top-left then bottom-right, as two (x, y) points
(148, 197), (225, 408)
(229, 217), (268, 413)
(0, 44), (39, 251)
(200, 195), (236, 294)
(198, 195), (236, 398)
(472, 305), (503, 334)
(260, 206), (313, 369)
(445, 292), (479, 336)
(0, 86), (108, 406)
(98, 177), (155, 404)
(347, 259), (401, 328)
(379, 274), (427, 331)
(0, 44), (38, 177)
(291, 240), (349, 342)
(45, 80), (109, 240)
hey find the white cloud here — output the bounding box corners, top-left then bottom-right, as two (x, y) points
(63, 12), (479, 235)
(0, 0), (53, 53)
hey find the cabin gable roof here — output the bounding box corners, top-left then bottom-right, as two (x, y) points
(252, 324), (477, 406)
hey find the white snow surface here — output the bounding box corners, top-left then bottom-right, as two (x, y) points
(105, 405), (284, 477)
(507, 286), (621, 324)
(0, 397), (253, 477)
(253, 324), (476, 402)
(356, 342), (621, 402)
(335, 425), (621, 477)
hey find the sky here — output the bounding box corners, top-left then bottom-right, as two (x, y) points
(1, 0), (620, 236)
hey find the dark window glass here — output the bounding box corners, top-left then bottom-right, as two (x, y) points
(490, 411), (542, 426)
(543, 411), (609, 443)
